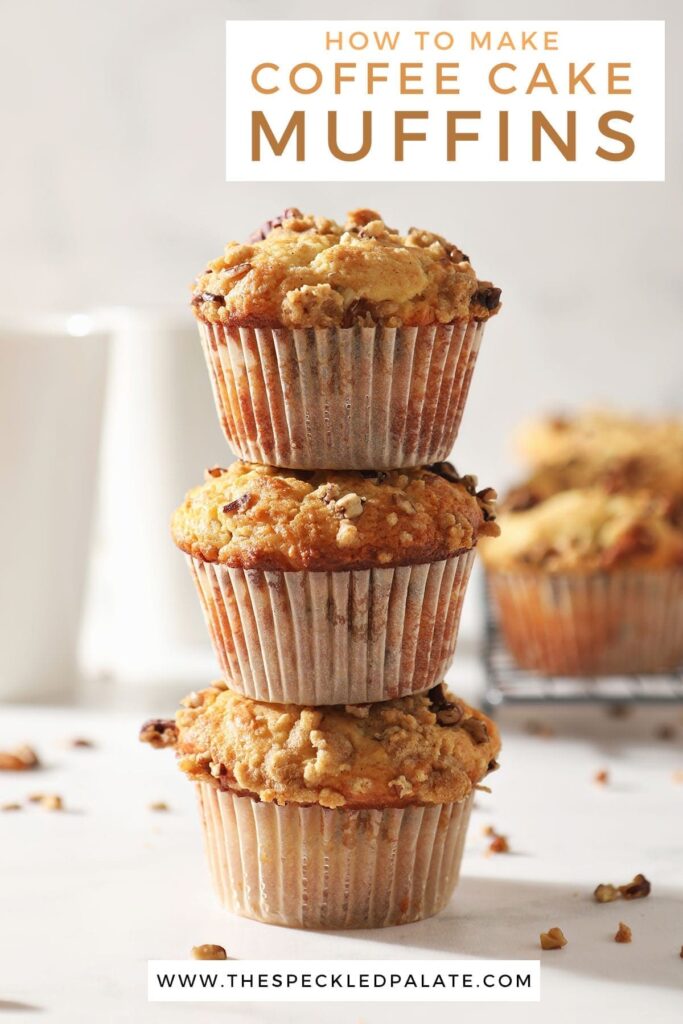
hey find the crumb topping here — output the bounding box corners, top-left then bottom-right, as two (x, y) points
(191, 208), (501, 328)
(166, 683), (500, 809)
(172, 462), (499, 572)
(481, 488), (683, 572)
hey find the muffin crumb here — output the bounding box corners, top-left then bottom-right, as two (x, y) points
(594, 770), (609, 785)
(139, 719), (179, 749)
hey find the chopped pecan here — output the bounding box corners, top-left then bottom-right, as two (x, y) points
(594, 883), (620, 903)
(472, 284), (502, 311)
(222, 493), (253, 515)
(149, 801), (169, 812)
(540, 927), (567, 950)
(248, 208), (302, 243)
(619, 874), (651, 900)
(614, 922), (632, 943)
(205, 466), (228, 480)
(191, 944), (228, 961)
(461, 718), (489, 745)
(69, 738), (95, 749)
(594, 770), (609, 785)
(335, 492), (365, 519)
(0, 745), (39, 771)
(139, 719), (178, 749)
(427, 684), (464, 726)
(426, 461), (462, 485)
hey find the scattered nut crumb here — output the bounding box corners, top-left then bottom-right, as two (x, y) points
(1, 802), (21, 812)
(540, 927), (567, 950)
(192, 944), (228, 960)
(614, 922), (632, 943)
(335, 492), (364, 519)
(594, 883), (620, 903)
(594, 770), (609, 785)
(69, 738), (95, 749)
(0, 745), (40, 771)
(149, 801), (169, 812)
(488, 834), (510, 854)
(40, 795), (63, 812)
(594, 873), (651, 903)
(606, 704), (631, 719)
(619, 873), (651, 900)
(655, 725), (676, 741)
(484, 825), (509, 854)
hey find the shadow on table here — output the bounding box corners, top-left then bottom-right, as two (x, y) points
(0, 1001), (43, 1014)
(334, 875), (683, 991)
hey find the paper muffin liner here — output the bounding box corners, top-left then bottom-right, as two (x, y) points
(197, 319), (485, 469)
(487, 568), (683, 675)
(196, 783), (473, 929)
(188, 550), (476, 704)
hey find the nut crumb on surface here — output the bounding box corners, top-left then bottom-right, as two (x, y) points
(1, 802), (21, 812)
(149, 801), (169, 812)
(0, 745), (40, 771)
(29, 794), (63, 811)
(615, 922), (632, 943)
(525, 720), (555, 738)
(192, 945), (228, 961)
(594, 874), (651, 903)
(69, 737), (95, 748)
(488, 834), (510, 855)
(594, 769), (609, 785)
(540, 927), (567, 950)
(619, 873), (651, 900)
(655, 724), (676, 741)
(594, 883), (620, 903)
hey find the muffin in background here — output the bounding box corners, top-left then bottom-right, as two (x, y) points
(172, 460), (499, 705)
(515, 409), (683, 498)
(140, 683), (501, 930)
(191, 208), (501, 469)
(481, 488), (683, 675)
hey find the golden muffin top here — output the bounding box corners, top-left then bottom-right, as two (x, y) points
(172, 461), (499, 572)
(516, 409), (683, 492)
(191, 208), (501, 328)
(141, 683), (501, 809)
(480, 488), (683, 572)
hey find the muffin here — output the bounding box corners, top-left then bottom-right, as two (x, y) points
(140, 683), (501, 929)
(191, 208), (501, 469)
(481, 488), (683, 675)
(172, 461), (499, 704)
(515, 410), (683, 493)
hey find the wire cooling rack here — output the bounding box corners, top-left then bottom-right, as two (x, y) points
(482, 591), (683, 710)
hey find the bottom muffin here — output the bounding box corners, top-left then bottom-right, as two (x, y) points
(140, 684), (501, 929)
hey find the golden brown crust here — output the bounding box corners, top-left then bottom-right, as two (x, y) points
(172, 462), (499, 572)
(481, 488), (683, 572)
(171, 684), (500, 809)
(191, 209), (501, 328)
(516, 410), (683, 500)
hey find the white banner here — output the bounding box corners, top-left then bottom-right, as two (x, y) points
(225, 19), (665, 181)
(149, 959), (540, 1002)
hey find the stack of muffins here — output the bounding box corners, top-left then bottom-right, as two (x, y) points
(481, 409), (683, 675)
(142, 208), (503, 929)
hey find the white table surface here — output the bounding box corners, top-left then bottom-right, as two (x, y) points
(2, 661), (682, 1024)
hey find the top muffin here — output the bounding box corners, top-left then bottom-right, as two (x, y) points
(172, 461), (499, 572)
(191, 208), (501, 328)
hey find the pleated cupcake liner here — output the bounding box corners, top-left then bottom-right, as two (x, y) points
(487, 568), (683, 676)
(196, 783), (473, 929)
(198, 319), (485, 470)
(188, 550), (476, 705)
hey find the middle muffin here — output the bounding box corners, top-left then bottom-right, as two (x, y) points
(173, 460), (499, 704)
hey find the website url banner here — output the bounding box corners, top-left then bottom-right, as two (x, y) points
(148, 959), (540, 1002)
